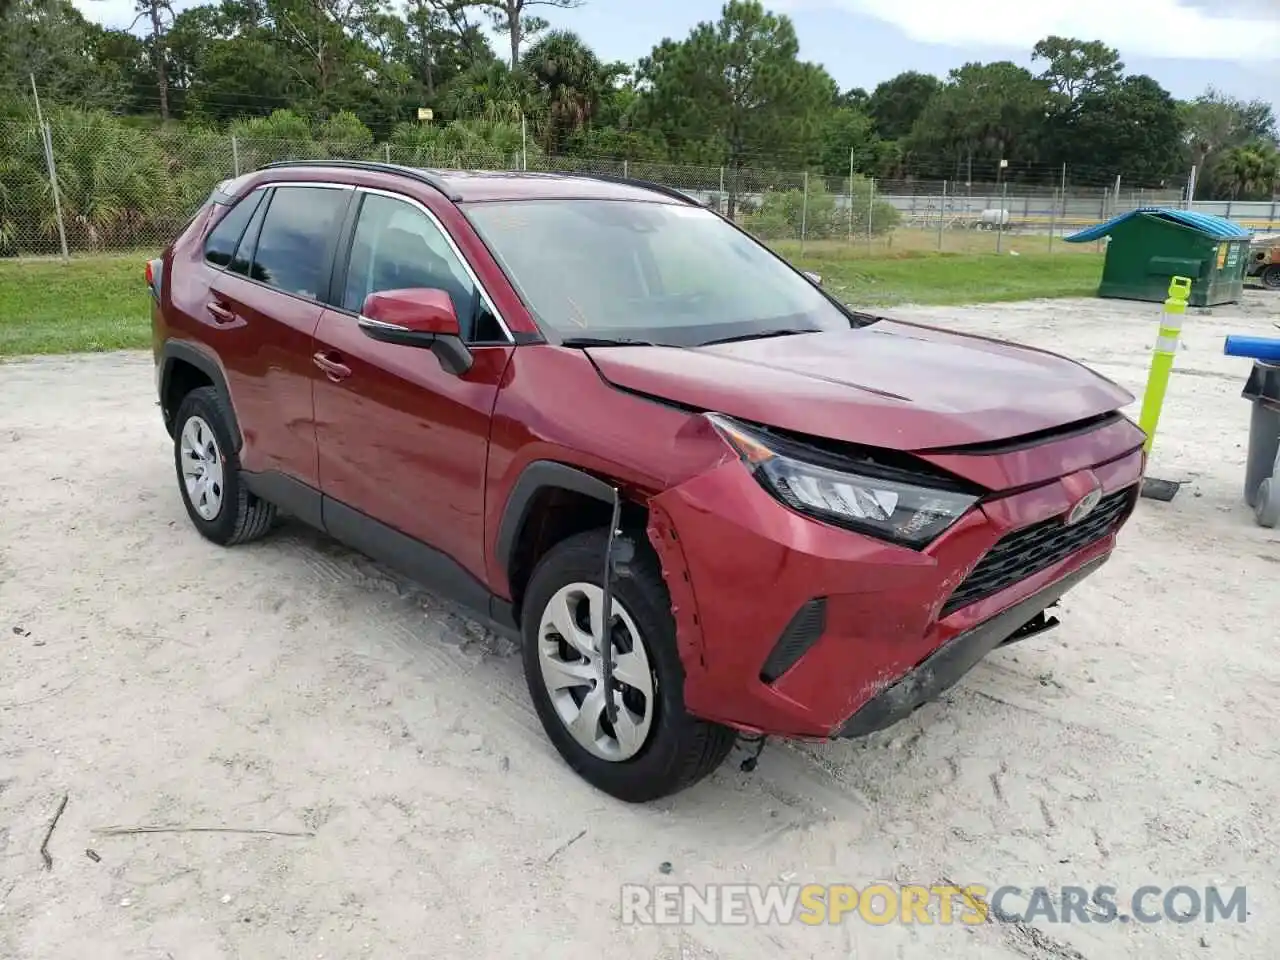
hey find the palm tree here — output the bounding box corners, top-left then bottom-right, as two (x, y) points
(438, 61), (529, 123)
(521, 30), (610, 153)
(1219, 144), (1279, 201)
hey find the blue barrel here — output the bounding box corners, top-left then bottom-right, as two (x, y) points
(1224, 335), (1280, 362)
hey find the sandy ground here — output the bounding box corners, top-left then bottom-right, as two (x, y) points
(2, 292), (1279, 960)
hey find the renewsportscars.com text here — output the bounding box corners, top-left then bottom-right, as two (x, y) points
(620, 883), (1248, 926)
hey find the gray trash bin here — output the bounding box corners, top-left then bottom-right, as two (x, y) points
(1242, 361), (1280, 527)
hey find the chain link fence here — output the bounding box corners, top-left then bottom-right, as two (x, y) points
(4, 119), (1278, 260)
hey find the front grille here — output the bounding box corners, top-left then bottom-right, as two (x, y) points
(939, 486), (1135, 618)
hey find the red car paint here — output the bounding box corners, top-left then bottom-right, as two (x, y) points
(152, 163), (1145, 745)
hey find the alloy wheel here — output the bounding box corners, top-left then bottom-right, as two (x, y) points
(179, 415), (225, 521)
(536, 581), (656, 762)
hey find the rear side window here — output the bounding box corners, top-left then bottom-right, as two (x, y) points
(204, 191), (265, 268)
(251, 186), (349, 299)
(230, 191), (270, 279)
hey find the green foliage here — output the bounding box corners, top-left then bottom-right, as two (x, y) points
(818, 107), (879, 178)
(1, 0), (1276, 228)
(1031, 37), (1123, 102)
(744, 176), (899, 239)
(521, 29), (619, 151)
(1055, 75), (1183, 184)
(5, 107), (178, 252)
(866, 71), (939, 140)
(903, 61), (1049, 179)
(1182, 89), (1279, 199)
(1217, 143), (1280, 201)
(389, 115), (533, 167)
(1, 0), (127, 110)
(635, 0), (836, 189)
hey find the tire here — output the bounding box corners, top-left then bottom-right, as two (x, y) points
(1261, 264), (1280, 291)
(520, 528), (736, 802)
(172, 386), (276, 546)
(1255, 477), (1280, 528)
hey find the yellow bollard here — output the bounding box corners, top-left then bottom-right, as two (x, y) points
(1137, 276), (1192, 454)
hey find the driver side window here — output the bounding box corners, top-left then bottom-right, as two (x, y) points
(342, 193), (503, 343)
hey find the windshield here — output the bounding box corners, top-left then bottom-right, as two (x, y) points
(463, 199), (854, 346)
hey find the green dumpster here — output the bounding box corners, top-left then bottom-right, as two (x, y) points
(1064, 207), (1252, 307)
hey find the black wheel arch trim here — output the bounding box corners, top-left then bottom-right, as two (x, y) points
(495, 460), (617, 581)
(160, 339), (242, 450)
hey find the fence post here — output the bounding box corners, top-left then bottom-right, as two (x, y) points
(231, 136), (240, 177)
(1271, 199), (1277, 232)
(1048, 187), (1057, 254)
(867, 177), (875, 253)
(935, 180), (945, 252)
(847, 149), (855, 243)
(1097, 192), (1106, 253)
(800, 171), (809, 253)
(996, 181), (1007, 254)
(623, 159), (629, 179)
(41, 123), (70, 261)
(384, 143), (391, 163)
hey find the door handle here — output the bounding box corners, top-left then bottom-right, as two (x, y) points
(207, 300), (236, 324)
(313, 351), (352, 381)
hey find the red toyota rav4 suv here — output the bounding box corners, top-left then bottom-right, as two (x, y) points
(149, 161), (1145, 802)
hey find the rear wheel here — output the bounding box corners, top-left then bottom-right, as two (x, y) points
(173, 386), (276, 546)
(1261, 264), (1280, 290)
(520, 528), (736, 802)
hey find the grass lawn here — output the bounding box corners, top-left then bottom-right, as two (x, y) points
(780, 247), (1104, 307)
(1, 255), (149, 357)
(0, 246), (1103, 357)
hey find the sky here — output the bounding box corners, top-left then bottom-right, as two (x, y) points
(72, 0), (1280, 112)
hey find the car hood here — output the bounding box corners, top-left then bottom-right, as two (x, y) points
(585, 320), (1134, 451)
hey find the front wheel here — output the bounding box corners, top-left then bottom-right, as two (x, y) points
(1260, 264), (1280, 290)
(520, 528), (736, 802)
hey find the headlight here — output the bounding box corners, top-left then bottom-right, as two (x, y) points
(706, 413), (980, 548)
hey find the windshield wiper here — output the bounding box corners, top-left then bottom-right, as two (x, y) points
(698, 329), (817, 347)
(559, 336), (663, 347)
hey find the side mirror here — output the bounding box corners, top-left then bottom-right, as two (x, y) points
(803, 270), (822, 286)
(357, 287), (473, 376)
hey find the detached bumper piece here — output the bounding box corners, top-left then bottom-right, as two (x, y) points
(835, 555), (1106, 739)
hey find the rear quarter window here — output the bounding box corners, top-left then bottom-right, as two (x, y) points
(204, 190), (266, 268)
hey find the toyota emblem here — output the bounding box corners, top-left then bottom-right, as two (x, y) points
(1065, 487), (1103, 526)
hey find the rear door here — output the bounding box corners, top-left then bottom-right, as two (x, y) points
(203, 183), (354, 487)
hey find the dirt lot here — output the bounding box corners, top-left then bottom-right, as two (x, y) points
(2, 292), (1278, 960)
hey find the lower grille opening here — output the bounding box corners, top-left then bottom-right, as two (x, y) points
(940, 486), (1135, 619)
(759, 599), (827, 684)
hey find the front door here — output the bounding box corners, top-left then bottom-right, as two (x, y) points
(312, 189), (514, 586)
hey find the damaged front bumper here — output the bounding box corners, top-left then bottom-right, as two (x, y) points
(834, 554), (1103, 738)
(647, 448), (1138, 740)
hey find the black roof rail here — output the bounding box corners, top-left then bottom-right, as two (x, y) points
(260, 159), (462, 201)
(569, 172), (702, 206)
